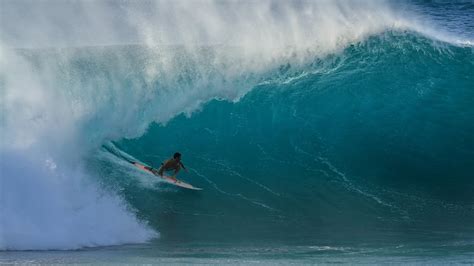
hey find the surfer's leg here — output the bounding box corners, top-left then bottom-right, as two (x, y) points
(174, 165), (181, 175)
(169, 165), (181, 180)
(157, 165), (164, 176)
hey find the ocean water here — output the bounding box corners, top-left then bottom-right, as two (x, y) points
(1, 0), (473, 264)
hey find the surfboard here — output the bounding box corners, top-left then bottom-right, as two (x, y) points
(132, 162), (202, 190)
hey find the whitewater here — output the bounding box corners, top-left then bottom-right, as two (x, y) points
(1, 0), (473, 263)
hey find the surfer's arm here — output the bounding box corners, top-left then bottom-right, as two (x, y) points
(179, 161), (188, 172)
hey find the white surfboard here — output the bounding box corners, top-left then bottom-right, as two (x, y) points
(133, 162), (202, 190)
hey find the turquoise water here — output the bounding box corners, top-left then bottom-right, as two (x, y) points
(1, 0), (474, 264)
(1, 243), (474, 264)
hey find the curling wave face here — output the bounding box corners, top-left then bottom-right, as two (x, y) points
(111, 32), (474, 243)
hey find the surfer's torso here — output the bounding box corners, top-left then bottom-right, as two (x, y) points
(158, 158), (183, 175)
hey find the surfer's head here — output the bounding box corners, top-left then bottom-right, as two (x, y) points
(174, 152), (181, 160)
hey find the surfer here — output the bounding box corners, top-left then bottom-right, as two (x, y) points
(155, 152), (188, 180)
(136, 153), (200, 190)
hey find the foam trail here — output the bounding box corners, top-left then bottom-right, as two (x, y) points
(191, 168), (278, 212)
(198, 156), (280, 196)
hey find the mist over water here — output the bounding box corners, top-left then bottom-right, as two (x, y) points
(1, 0), (473, 257)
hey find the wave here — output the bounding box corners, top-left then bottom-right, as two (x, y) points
(108, 32), (473, 242)
(1, 0), (473, 250)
